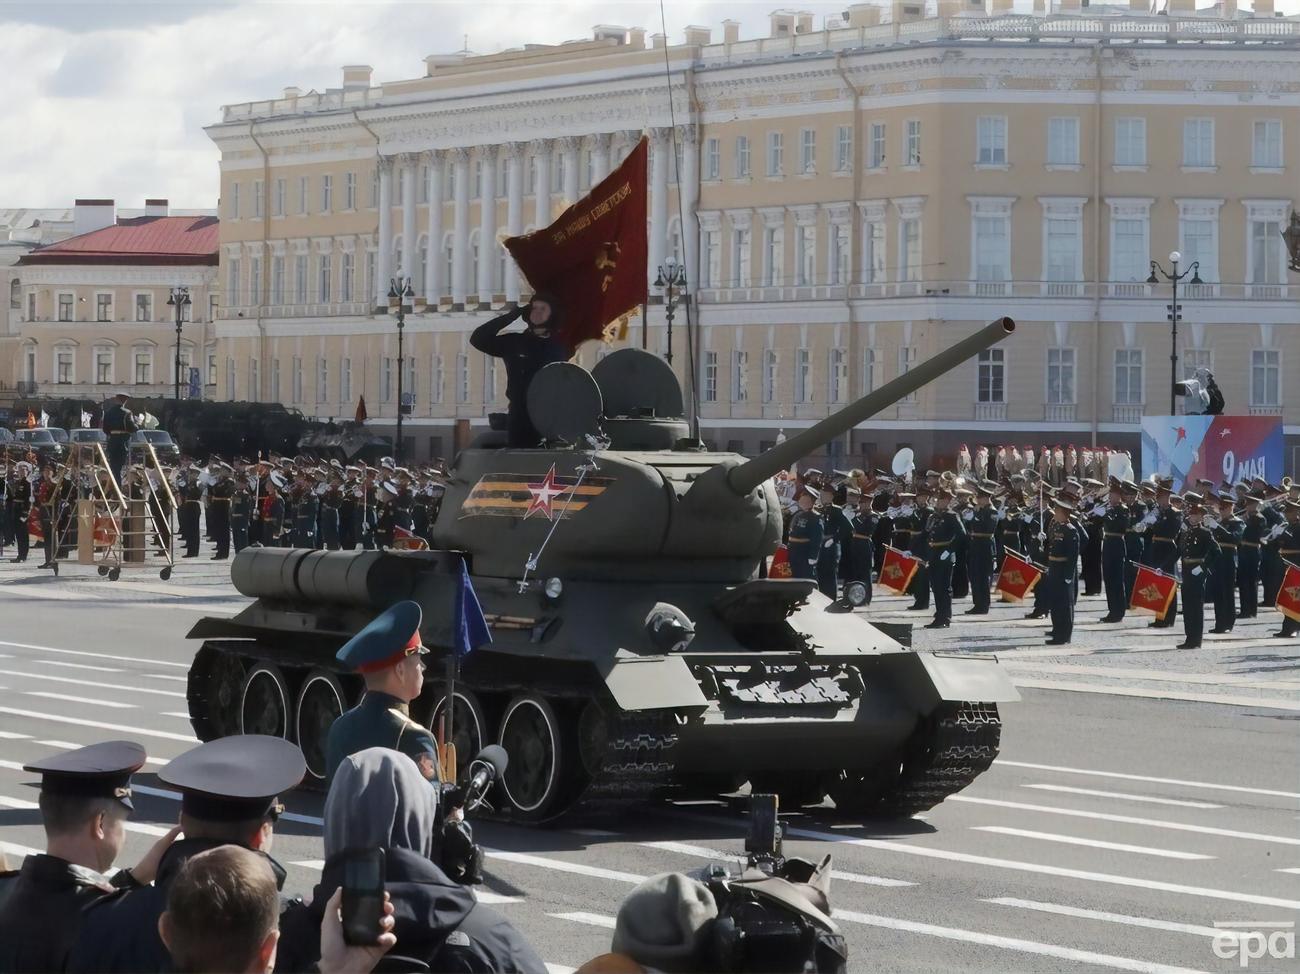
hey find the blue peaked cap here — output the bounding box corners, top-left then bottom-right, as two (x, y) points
(336, 600), (428, 673)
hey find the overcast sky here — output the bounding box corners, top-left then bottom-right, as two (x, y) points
(2, 0), (1297, 211)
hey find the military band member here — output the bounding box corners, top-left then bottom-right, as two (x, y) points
(964, 485), (997, 616)
(1208, 492), (1242, 634)
(786, 488), (822, 582)
(260, 475), (286, 545)
(816, 483), (850, 601)
(292, 477), (319, 549)
(1177, 496), (1220, 650)
(1080, 479), (1106, 597)
(1044, 497), (1081, 645)
(1145, 481), (1182, 629)
(1261, 482), (1286, 608)
(177, 464), (203, 558)
(209, 464), (235, 560)
(907, 490), (931, 612)
(1123, 481), (1147, 603)
(925, 488), (963, 629)
(320, 475), (343, 551)
(1273, 500), (1300, 640)
(848, 490), (877, 605)
(1100, 480), (1130, 623)
(1238, 492), (1265, 619)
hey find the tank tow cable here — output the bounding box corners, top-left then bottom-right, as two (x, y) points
(517, 436), (609, 594)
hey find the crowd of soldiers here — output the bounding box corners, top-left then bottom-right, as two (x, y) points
(780, 463), (1300, 650)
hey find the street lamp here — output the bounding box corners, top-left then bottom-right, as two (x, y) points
(166, 286), (191, 402)
(1283, 212), (1300, 274)
(653, 257), (687, 366)
(388, 275), (414, 465)
(1147, 251), (1201, 415)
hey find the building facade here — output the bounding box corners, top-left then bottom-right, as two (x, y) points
(206, 4), (1300, 471)
(10, 200), (221, 407)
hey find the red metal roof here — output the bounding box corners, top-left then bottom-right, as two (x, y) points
(19, 215), (219, 266)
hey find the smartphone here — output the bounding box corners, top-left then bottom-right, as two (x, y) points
(745, 793), (781, 857)
(340, 847), (386, 947)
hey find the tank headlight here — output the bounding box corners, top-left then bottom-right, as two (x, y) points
(544, 577), (564, 600)
(843, 581), (870, 608)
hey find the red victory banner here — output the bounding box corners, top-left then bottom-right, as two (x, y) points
(770, 543), (793, 579)
(996, 549), (1044, 603)
(1130, 564), (1178, 617)
(504, 137), (648, 347)
(879, 545), (921, 595)
(1277, 562), (1300, 625)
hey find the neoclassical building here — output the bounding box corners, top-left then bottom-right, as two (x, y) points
(206, 3), (1300, 469)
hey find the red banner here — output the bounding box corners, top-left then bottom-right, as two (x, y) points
(770, 543), (793, 579)
(1130, 564), (1178, 617)
(996, 550), (1044, 602)
(1278, 562), (1300, 625)
(879, 545), (921, 595)
(504, 137), (648, 347)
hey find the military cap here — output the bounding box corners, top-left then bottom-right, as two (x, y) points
(23, 741), (145, 810)
(268, 471), (287, 490)
(1216, 491), (1236, 505)
(161, 736), (304, 822)
(336, 600), (428, 675)
(924, 469), (940, 479)
(1195, 478), (1215, 489)
(1051, 497), (1076, 512)
(800, 485), (819, 500)
(895, 491), (916, 500)
(955, 487), (974, 498)
(1246, 492), (1264, 504)
(1182, 491), (1203, 504)
(1082, 478), (1105, 490)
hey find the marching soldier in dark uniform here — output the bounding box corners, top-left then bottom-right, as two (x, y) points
(209, 464), (235, 559)
(997, 492), (1024, 579)
(1177, 495), (1220, 650)
(1261, 483), (1286, 608)
(320, 474), (343, 551)
(786, 488), (822, 582)
(964, 485), (997, 615)
(1044, 496), (1081, 645)
(1079, 479), (1105, 597)
(816, 483), (851, 601)
(925, 488), (964, 629)
(849, 489), (877, 605)
(1100, 480), (1130, 623)
(1123, 481), (1147, 603)
(325, 600), (440, 782)
(260, 474), (286, 547)
(1273, 500), (1300, 639)
(292, 477), (320, 549)
(1238, 492), (1265, 619)
(907, 489), (931, 611)
(1145, 481), (1182, 628)
(100, 393), (136, 485)
(1208, 491), (1242, 634)
(67, 735), (304, 974)
(177, 464), (203, 558)
(0, 741), (175, 973)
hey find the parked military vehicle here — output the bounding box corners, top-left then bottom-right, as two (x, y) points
(187, 318), (1018, 822)
(296, 424), (392, 464)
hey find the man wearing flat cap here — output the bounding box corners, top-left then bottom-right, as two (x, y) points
(0, 742), (179, 973)
(326, 600), (441, 783)
(67, 735), (304, 973)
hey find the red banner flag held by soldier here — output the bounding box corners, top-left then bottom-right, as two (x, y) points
(770, 543), (793, 579)
(996, 549), (1044, 602)
(1277, 562), (1300, 625)
(878, 545), (921, 595)
(504, 137), (649, 347)
(1130, 564), (1178, 617)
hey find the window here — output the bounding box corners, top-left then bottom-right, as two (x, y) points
(56, 347), (74, 384)
(1182, 119), (1214, 169)
(94, 293), (111, 321)
(794, 348), (811, 403)
(1179, 215), (1218, 284)
(94, 348), (113, 385)
(274, 178), (286, 217)
(268, 256), (284, 304)
(341, 252), (355, 302)
(253, 180), (264, 218)
(835, 125), (852, 172)
(456, 352), (470, 404)
(318, 254), (331, 302)
(704, 138), (720, 180)
(762, 226), (783, 287)
(298, 176), (309, 215)
(294, 255), (308, 304)
(341, 357), (352, 404)
(292, 356), (303, 404)
(1249, 215), (1285, 285)
(1115, 117), (1147, 167)
(1047, 348), (1075, 404)
(317, 358), (328, 403)
(226, 357), (236, 399)
(1110, 215), (1149, 282)
(1047, 117), (1079, 167)
(766, 132), (783, 177)
(899, 218), (922, 283)
(800, 129), (816, 174)
(426, 354), (442, 404)
(977, 349), (1005, 403)
(898, 346), (917, 402)
(552, 152), (565, 194)
(698, 230), (719, 289)
(380, 357), (392, 402)
(131, 293), (152, 322)
(828, 348), (847, 404)
(228, 182), (240, 219)
(206, 348), (217, 386)
(735, 136), (751, 178)
(58, 293), (74, 321)
(976, 116), (1007, 166)
(973, 213), (1011, 282)
(731, 227), (751, 288)
(868, 123), (886, 170)
(829, 223), (849, 285)
(344, 171), (357, 210)
(229, 258), (243, 306)
(1114, 348), (1144, 405)
(1252, 121), (1283, 169)
(1183, 348), (1212, 380)
(863, 217), (885, 284)
(905, 120), (922, 167)
(249, 257), (262, 306)
(762, 349), (778, 403)
(732, 350), (748, 403)
(795, 224), (816, 286)
(26, 292), (34, 320)
(702, 351), (718, 403)
(1251, 349), (1280, 407)
(134, 348), (153, 385)
(1045, 216), (1081, 282)
(321, 174), (333, 212)
(862, 348), (876, 393)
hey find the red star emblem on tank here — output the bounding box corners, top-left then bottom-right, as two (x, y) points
(524, 465), (564, 520)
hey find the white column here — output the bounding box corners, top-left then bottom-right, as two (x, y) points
(649, 128), (670, 288)
(375, 156), (393, 309)
(451, 147), (470, 308)
(477, 145), (498, 302)
(425, 151), (443, 302)
(589, 133), (611, 184)
(531, 139), (551, 228)
(504, 142), (525, 303)
(679, 126), (700, 298)
(400, 153), (417, 281)
(561, 136), (580, 204)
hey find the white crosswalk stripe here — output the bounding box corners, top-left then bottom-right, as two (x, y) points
(1021, 783), (1224, 809)
(970, 826), (1216, 860)
(985, 897), (1256, 940)
(995, 759), (1300, 801)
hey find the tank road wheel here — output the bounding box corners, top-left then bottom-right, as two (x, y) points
(187, 645), (246, 742)
(497, 693), (565, 822)
(295, 669), (347, 782)
(426, 688), (488, 771)
(240, 663), (291, 739)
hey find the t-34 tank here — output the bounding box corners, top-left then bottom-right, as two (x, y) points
(187, 317), (1018, 822)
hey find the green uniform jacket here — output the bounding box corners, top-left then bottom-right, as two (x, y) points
(325, 690), (437, 782)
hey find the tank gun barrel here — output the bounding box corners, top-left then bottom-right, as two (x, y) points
(725, 317), (1015, 495)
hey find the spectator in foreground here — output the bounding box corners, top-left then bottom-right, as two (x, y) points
(275, 748), (547, 974)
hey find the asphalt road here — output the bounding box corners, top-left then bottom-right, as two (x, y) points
(0, 564), (1297, 973)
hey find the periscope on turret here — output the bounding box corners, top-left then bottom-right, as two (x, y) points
(186, 318), (1017, 822)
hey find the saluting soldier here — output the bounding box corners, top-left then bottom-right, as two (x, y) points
(1273, 500), (1300, 640)
(1043, 496), (1081, 645)
(1208, 491), (1243, 634)
(964, 485), (997, 616)
(848, 489), (877, 605)
(1099, 480), (1130, 623)
(1177, 495), (1220, 650)
(925, 488), (964, 629)
(786, 487), (823, 582)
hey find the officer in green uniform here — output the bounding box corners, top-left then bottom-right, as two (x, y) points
(325, 600), (440, 782)
(786, 487), (823, 582)
(924, 488), (964, 629)
(1044, 496), (1081, 645)
(964, 485), (997, 615)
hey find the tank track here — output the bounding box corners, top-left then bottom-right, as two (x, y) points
(877, 701), (1001, 816)
(578, 708), (681, 808)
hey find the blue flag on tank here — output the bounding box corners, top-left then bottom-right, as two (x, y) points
(455, 557), (492, 657)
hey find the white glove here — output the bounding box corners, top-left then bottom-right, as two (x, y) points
(940, 550), (952, 562)
(962, 509), (974, 522)
(1191, 566), (1202, 576)
(1021, 512), (1034, 523)
(1143, 511), (1158, 525)
(1268, 523), (1286, 540)
(1092, 503), (1106, 517)
(1133, 522), (1147, 534)
(1203, 516), (1219, 530)
(823, 538), (835, 548)
(993, 508), (1005, 521)
(886, 506), (899, 518)
(1037, 531), (1047, 542)
(808, 559), (818, 567)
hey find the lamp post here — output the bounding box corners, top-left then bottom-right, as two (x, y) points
(653, 257), (687, 366)
(388, 275), (414, 465)
(166, 286), (191, 402)
(1284, 211), (1300, 275)
(1147, 251), (1201, 415)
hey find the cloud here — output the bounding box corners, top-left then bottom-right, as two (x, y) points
(0, 0), (239, 31)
